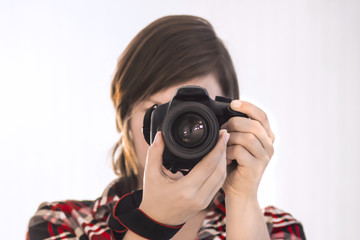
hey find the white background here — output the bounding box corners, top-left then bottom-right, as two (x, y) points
(1, 1), (359, 239)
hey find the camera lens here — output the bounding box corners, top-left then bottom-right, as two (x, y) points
(172, 113), (207, 148)
(161, 101), (219, 160)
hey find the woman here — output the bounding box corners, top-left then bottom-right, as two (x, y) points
(27, 15), (306, 240)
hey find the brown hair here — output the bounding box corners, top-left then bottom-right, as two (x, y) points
(110, 15), (239, 194)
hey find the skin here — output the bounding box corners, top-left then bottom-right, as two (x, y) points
(125, 73), (275, 240)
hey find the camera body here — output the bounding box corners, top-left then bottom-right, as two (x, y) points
(142, 86), (248, 174)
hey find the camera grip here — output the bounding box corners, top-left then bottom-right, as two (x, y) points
(217, 106), (249, 127)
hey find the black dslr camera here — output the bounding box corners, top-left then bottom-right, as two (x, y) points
(142, 86), (249, 174)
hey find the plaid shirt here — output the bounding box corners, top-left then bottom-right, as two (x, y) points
(27, 178), (306, 240)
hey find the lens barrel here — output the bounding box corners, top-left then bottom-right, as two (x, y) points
(161, 102), (219, 160)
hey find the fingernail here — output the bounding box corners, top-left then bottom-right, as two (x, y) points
(220, 129), (229, 144)
(153, 131), (162, 145)
(224, 132), (230, 144)
(232, 100), (242, 109)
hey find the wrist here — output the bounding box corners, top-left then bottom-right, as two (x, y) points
(225, 193), (270, 240)
(223, 185), (258, 203)
(225, 193), (259, 208)
(108, 190), (185, 240)
(223, 176), (260, 201)
(137, 204), (179, 227)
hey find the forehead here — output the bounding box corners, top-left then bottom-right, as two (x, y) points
(148, 73), (223, 105)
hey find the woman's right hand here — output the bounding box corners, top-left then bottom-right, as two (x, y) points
(138, 130), (230, 226)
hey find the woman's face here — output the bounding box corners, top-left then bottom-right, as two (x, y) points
(129, 73), (224, 175)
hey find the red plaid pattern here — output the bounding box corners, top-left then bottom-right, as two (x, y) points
(27, 179), (306, 240)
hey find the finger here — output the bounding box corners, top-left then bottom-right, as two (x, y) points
(230, 100), (275, 142)
(144, 131), (165, 178)
(195, 148), (227, 209)
(227, 132), (268, 160)
(180, 129), (229, 189)
(226, 117), (273, 154)
(228, 122), (274, 158)
(226, 145), (256, 166)
(200, 172), (226, 210)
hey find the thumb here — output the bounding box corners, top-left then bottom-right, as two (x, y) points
(144, 131), (165, 176)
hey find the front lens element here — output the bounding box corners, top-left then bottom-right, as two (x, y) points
(173, 113), (207, 148)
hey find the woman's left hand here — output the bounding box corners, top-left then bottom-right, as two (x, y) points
(222, 100), (275, 200)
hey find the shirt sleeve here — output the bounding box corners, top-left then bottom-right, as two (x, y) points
(264, 206), (306, 240)
(198, 205), (306, 240)
(27, 202), (79, 240)
(27, 200), (113, 240)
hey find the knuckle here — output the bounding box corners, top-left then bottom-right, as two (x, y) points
(261, 111), (269, 122)
(246, 133), (257, 143)
(227, 117), (241, 130)
(252, 120), (262, 132)
(270, 145), (275, 157)
(196, 200), (206, 211)
(202, 201), (210, 210)
(203, 198), (213, 210)
(266, 137), (275, 156)
(191, 198), (204, 210)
